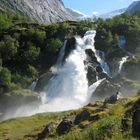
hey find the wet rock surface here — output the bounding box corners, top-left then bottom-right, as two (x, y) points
(74, 110), (90, 124)
(132, 109), (140, 136)
(0, 0), (75, 24)
(56, 119), (73, 135)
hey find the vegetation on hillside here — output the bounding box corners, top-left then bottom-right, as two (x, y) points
(0, 6), (140, 140)
(0, 94), (140, 140)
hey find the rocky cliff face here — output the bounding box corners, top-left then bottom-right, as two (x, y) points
(127, 1), (140, 14)
(0, 0), (75, 24)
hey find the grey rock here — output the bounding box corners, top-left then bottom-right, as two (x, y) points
(66, 8), (85, 19)
(104, 91), (122, 104)
(98, 72), (110, 80)
(89, 114), (101, 121)
(56, 119), (73, 135)
(132, 109), (140, 137)
(37, 125), (50, 139)
(74, 110), (90, 124)
(127, 1), (140, 14)
(0, 0), (76, 24)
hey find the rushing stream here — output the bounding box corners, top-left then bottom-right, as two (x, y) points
(2, 30), (108, 120)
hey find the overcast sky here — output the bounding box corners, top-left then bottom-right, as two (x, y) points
(63, 0), (136, 15)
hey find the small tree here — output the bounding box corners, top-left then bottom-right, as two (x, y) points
(0, 35), (19, 60)
(105, 31), (113, 47)
(0, 67), (11, 87)
(23, 42), (40, 63)
(113, 34), (119, 45)
(26, 65), (38, 79)
(49, 38), (63, 53)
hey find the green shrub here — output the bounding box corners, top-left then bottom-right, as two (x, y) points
(0, 67), (11, 88)
(0, 35), (19, 60)
(22, 41), (40, 63)
(26, 65), (38, 79)
(0, 12), (12, 32)
(49, 38), (63, 53)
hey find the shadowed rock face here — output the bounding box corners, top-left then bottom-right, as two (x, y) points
(74, 110), (90, 124)
(63, 37), (76, 62)
(56, 119), (73, 135)
(132, 109), (140, 137)
(0, 0), (75, 24)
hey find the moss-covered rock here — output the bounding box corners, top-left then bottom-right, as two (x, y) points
(0, 95), (140, 140)
(93, 79), (120, 100)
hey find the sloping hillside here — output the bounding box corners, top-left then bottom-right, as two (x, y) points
(0, 0), (75, 24)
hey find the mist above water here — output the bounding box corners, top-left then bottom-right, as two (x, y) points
(118, 56), (129, 73)
(1, 30), (106, 120)
(39, 30), (104, 112)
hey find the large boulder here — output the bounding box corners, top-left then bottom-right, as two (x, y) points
(74, 110), (90, 124)
(37, 125), (50, 139)
(85, 49), (99, 85)
(89, 114), (102, 122)
(93, 80), (121, 101)
(104, 92), (122, 104)
(56, 119), (73, 135)
(132, 109), (140, 137)
(85, 49), (99, 65)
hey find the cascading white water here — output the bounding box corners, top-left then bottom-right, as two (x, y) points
(96, 50), (110, 75)
(118, 56), (129, 73)
(83, 31), (110, 76)
(1, 30), (105, 120)
(39, 30), (104, 112)
(30, 80), (38, 91)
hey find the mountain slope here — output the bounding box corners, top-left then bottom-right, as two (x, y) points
(127, 0), (140, 14)
(98, 8), (127, 19)
(66, 8), (88, 19)
(0, 0), (75, 24)
(99, 1), (140, 19)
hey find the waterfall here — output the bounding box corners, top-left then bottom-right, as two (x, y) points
(2, 30), (106, 120)
(56, 40), (67, 67)
(118, 36), (126, 49)
(118, 56), (129, 73)
(30, 80), (38, 91)
(96, 50), (110, 75)
(39, 30), (104, 112)
(83, 31), (110, 76)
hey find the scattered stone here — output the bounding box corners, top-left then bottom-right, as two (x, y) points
(121, 118), (131, 132)
(132, 109), (140, 137)
(89, 114), (101, 121)
(37, 125), (50, 139)
(104, 91), (122, 104)
(74, 110), (90, 124)
(56, 119), (73, 135)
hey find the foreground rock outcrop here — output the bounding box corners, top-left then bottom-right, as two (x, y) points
(132, 109), (140, 137)
(0, 94), (140, 140)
